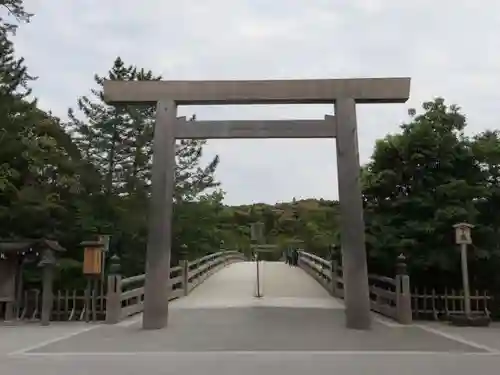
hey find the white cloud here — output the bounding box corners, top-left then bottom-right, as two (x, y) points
(12, 0), (500, 204)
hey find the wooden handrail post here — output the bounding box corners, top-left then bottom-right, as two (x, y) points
(181, 260), (189, 296)
(106, 274), (122, 324)
(329, 245), (340, 297)
(396, 253), (412, 324)
(179, 244), (189, 296)
(106, 255), (122, 324)
(331, 260), (339, 297)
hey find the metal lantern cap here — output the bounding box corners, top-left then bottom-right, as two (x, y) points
(452, 223), (474, 229)
(109, 254), (121, 274)
(80, 240), (105, 249)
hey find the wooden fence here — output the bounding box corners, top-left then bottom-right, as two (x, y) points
(11, 250), (245, 324)
(411, 287), (491, 320)
(15, 288), (106, 322)
(297, 250), (412, 324)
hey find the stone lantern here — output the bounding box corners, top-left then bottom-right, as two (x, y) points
(80, 240), (106, 322)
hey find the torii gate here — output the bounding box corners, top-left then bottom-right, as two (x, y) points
(103, 77), (411, 331)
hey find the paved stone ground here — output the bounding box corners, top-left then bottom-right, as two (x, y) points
(18, 308), (486, 353)
(0, 322), (98, 355)
(414, 321), (500, 352)
(2, 261), (500, 374)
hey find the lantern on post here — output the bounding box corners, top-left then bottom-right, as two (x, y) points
(452, 223), (474, 317)
(80, 240), (105, 322)
(450, 222), (490, 327)
(448, 223), (490, 326)
(81, 241), (105, 276)
(453, 223), (473, 246)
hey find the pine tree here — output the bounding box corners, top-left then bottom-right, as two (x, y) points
(0, 5), (37, 218)
(0, 3), (83, 240)
(67, 57), (220, 200)
(0, 0), (32, 35)
(67, 58), (145, 195)
(67, 57), (221, 274)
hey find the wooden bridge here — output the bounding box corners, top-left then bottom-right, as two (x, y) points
(102, 250), (413, 325)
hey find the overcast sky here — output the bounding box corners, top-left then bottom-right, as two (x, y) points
(14, 0), (499, 205)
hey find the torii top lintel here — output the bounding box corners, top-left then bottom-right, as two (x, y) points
(103, 77), (411, 106)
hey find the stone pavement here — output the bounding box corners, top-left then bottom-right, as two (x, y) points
(2, 261), (500, 374)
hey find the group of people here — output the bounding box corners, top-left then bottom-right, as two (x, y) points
(285, 248), (299, 266)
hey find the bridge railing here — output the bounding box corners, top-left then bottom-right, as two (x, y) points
(297, 251), (412, 324)
(106, 250), (246, 323)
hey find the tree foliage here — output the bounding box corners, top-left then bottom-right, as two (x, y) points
(1, 2), (224, 285)
(65, 57), (222, 275)
(217, 199), (340, 260)
(362, 98), (500, 289)
(0, 2), (81, 241)
(0, 0), (32, 34)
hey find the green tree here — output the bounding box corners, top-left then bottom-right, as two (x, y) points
(216, 198), (340, 259)
(469, 130), (500, 292)
(67, 57), (221, 274)
(0, 2), (82, 241)
(0, 0), (32, 34)
(362, 98), (485, 287)
(0, 2), (91, 287)
(472, 130), (500, 251)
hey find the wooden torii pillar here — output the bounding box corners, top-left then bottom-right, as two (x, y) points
(103, 77), (411, 331)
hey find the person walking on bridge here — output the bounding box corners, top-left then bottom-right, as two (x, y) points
(286, 248), (293, 266)
(291, 248), (299, 266)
